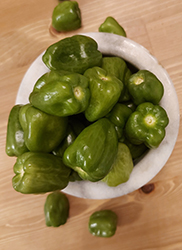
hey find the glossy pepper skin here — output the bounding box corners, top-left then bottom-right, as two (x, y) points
(19, 104), (68, 152)
(84, 67), (123, 122)
(101, 56), (129, 101)
(106, 103), (132, 140)
(29, 72), (90, 117)
(125, 102), (169, 148)
(127, 70), (164, 105)
(88, 210), (117, 237)
(44, 191), (69, 227)
(63, 118), (118, 182)
(12, 152), (71, 194)
(102, 143), (133, 187)
(52, 1), (81, 32)
(42, 35), (103, 74)
(99, 16), (126, 37)
(6, 105), (28, 156)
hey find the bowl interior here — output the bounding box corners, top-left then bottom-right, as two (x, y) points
(15, 32), (180, 199)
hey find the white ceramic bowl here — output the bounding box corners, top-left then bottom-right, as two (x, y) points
(16, 32), (180, 199)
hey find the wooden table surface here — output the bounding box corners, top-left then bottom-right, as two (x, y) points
(1, 0), (182, 249)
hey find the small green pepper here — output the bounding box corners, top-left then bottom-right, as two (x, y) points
(6, 105), (28, 156)
(29, 71), (90, 117)
(63, 118), (118, 182)
(99, 16), (126, 37)
(125, 102), (169, 148)
(102, 143), (133, 186)
(84, 67), (123, 122)
(44, 191), (69, 227)
(19, 104), (68, 152)
(88, 210), (118, 237)
(123, 138), (148, 160)
(42, 35), (103, 74)
(12, 152), (71, 194)
(106, 103), (132, 139)
(127, 70), (164, 105)
(52, 1), (81, 32)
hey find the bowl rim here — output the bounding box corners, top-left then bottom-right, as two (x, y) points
(15, 32), (180, 199)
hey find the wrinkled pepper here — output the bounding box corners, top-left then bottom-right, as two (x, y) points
(84, 67), (123, 122)
(6, 105), (28, 156)
(29, 71), (90, 117)
(99, 16), (126, 37)
(63, 118), (118, 182)
(19, 104), (68, 152)
(44, 191), (69, 227)
(106, 103), (132, 139)
(127, 70), (164, 105)
(88, 210), (118, 237)
(102, 143), (133, 187)
(52, 1), (81, 32)
(12, 152), (71, 194)
(125, 102), (169, 148)
(42, 35), (103, 74)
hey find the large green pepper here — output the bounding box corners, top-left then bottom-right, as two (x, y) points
(63, 118), (118, 182)
(106, 103), (132, 139)
(127, 70), (164, 105)
(6, 105), (28, 156)
(19, 104), (68, 152)
(88, 210), (118, 237)
(52, 1), (81, 32)
(44, 191), (69, 227)
(102, 143), (133, 187)
(99, 16), (126, 37)
(12, 152), (71, 194)
(84, 67), (123, 122)
(125, 102), (169, 148)
(29, 72), (90, 117)
(42, 35), (103, 74)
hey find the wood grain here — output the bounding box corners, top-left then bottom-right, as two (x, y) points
(0, 0), (182, 249)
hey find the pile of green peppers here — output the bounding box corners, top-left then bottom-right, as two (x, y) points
(6, 34), (169, 195)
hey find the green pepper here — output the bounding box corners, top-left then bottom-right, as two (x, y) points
(125, 102), (169, 148)
(29, 72), (90, 117)
(44, 191), (69, 227)
(99, 16), (126, 37)
(42, 35), (103, 74)
(6, 105), (28, 156)
(84, 67), (123, 122)
(52, 1), (81, 32)
(88, 210), (117, 237)
(106, 103), (132, 140)
(127, 70), (164, 105)
(63, 118), (118, 182)
(123, 138), (148, 160)
(101, 56), (131, 102)
(12, 152), (71, 194)
(102, 143), (133, 187)
(19, 104), (68, 152)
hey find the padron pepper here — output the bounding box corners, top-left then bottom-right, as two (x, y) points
(19, 104), (68, 152)
(63, 118), (118, 182)
(52, 1), (81, 32)
(102, 143), (133, 187)
(125, 102), (169, 148)
(88, 210), (118, 237)
(6, 105), (28, 156)
(42, 35), (103, 74)
(106, 103), (132, 140)
(127, 70), (164, 105)
(12, 152), (71, 194)
(44, 191), (69, 227)
(84, 67), (123, 122)
(99, 16), (127, 37)
(29, 71), (90, 117)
